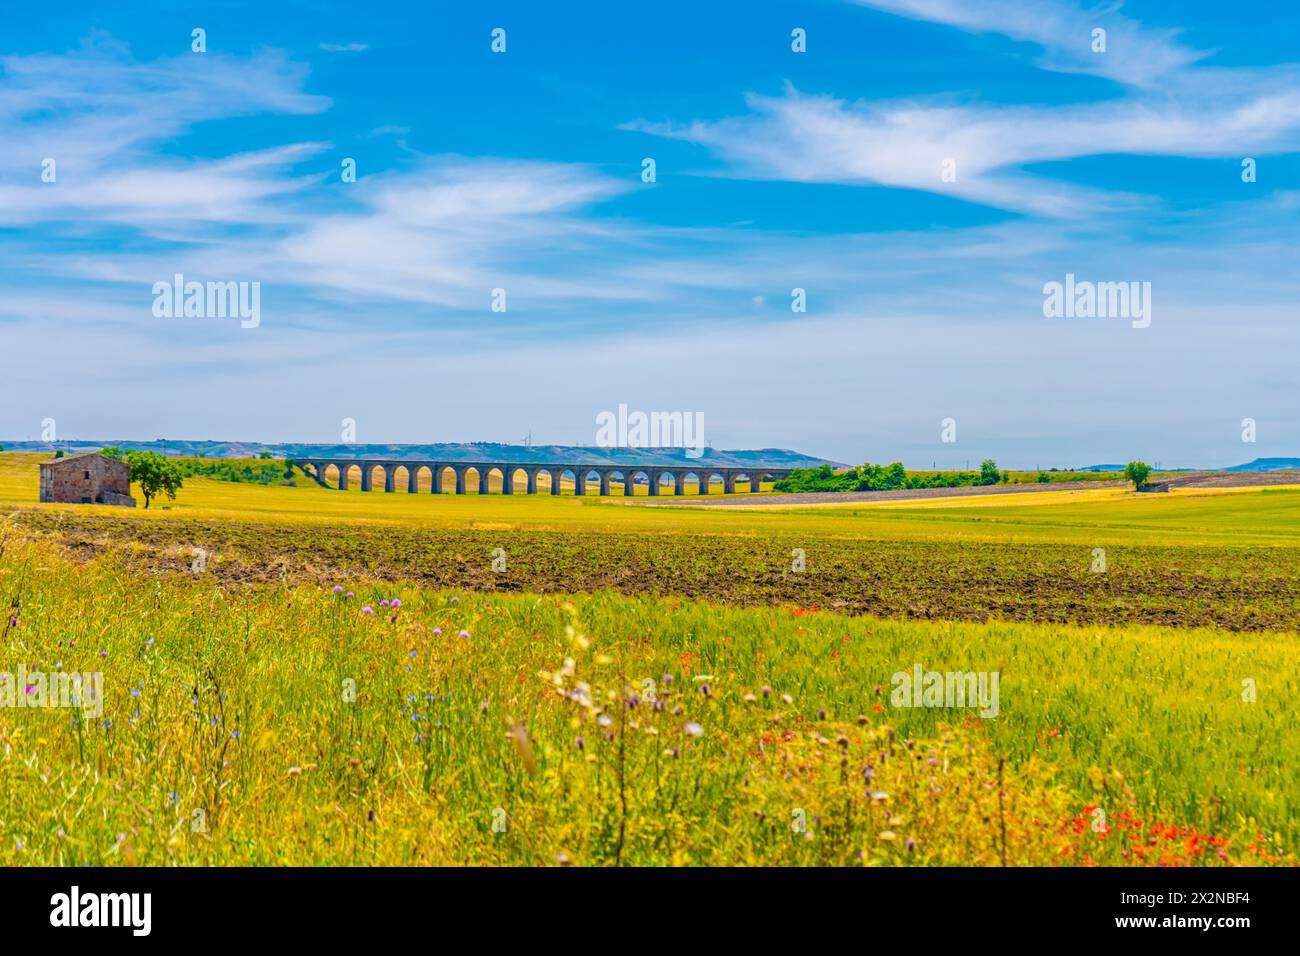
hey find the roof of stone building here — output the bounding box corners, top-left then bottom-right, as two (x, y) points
(39, 451), (126, 468)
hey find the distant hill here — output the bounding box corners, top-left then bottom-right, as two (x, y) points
(0, 439), (842, 469)
(1081, 458), (1300, 472)
(1224, 457), (1300, 472)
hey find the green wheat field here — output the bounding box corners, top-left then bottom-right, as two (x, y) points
(0, 452), (1296, 866)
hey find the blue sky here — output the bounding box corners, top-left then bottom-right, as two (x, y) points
(1, 0), (1298, 467)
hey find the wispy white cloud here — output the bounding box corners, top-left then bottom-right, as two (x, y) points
(0, 143), (330, 228)
(628, 0), (1300, 219)
(627, 78), (1300, 217)
(319, 42), (369, 53)
(0, 36), (327, 165)
(269, 159), (642, 308)
(847, 0), (1206, 88)
(0, 36), (330, 234)
(0, 40), (683, 313)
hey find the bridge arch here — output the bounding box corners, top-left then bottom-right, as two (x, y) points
(320, 462), (344, 490)
(501, 466), (525, 495)
(575, 468), (601, 496)
(451, 465), (473, 494)
(393, 464), (413, 493)
(403, 463), (432, 493)
(342, 462), (366, 490)
(624, 469), (650, 496)
(649, 469), (677, 496)
(600, 469), (626, 496)
(526, 467), (560, 495)
(356, 463), (382, 492)
(465, 466), (490, 494)
(556, 468), (581, 495)
(702, 471), (726, 494)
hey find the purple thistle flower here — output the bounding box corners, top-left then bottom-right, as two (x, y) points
(361, 606), (374, 615)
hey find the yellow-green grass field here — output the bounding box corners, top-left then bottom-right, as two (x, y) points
(0, 530), (1294, 866)
(1, 451), (1297, 866)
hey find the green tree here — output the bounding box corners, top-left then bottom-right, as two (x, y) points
(978, 459), (1001, 486)
(99, 446), (126, 460)
(1124, 460), (1151, 489)
(125, 451), (184, 508)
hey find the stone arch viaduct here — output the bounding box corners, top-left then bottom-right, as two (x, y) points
(291, 458), (794, 497)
